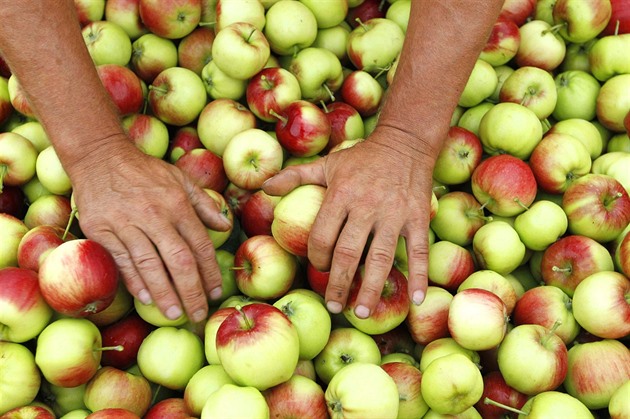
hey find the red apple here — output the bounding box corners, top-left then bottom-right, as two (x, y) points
(83, 366), (153, 417)
(105, 0), (148, 40)
(23, 194), (72, 231)
(96, 63), (144, 116)
(322, 101), (365, 153)
(1, 406), (55, 419)
(306, 261), (330, 297)
(168, 126), (203, 163)
(138, 0), (201, 39)
(405, 286), (453, 345)
(381, 362), (429, 419)
(86, 408), (141, 419)
(38, 239), (119, 317)
(432, 126), (483, 186)
(275, 100), (331, 157)
(601, 0), (630, 35)
(340, 70), (383, 117)
(0, 185), (27, 218)
(262, 374), (328, 419)
(430, 191), (489, 247)
(499, 0), (536, 25)
(246, 67), (302, 123)
(174, 148), (228, 193)
(222, 182), (252, 219)
(346, 0), (387, 28)
(427, 241), (477, 292)
(177, 26), (215, 75)
(240, 189), (281, 237)
(475, 371), (528, 419)
(480, 17), (521, 66)
(144, 398), (194, 419)
(100, 312), (154, 370)
(17, 224), (75, 272)
(371, 324), (416, 357)
(7, 74), (36, 118)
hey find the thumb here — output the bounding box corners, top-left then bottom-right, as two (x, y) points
(262, 159), (327, 196)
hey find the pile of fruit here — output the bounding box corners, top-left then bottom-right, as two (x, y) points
(1, 0), (629, 418)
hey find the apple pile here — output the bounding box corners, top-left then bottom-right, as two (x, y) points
(1, 0), (630, 418)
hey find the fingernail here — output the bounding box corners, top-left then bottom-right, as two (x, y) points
(220, 214), (232, 226)
(354, 305), (370, 319)
(166, 305), (183, 320)
(413, 290), (425, 305)
(138, 289), (152, 305)
(192, 309), (207, 323)
(326, 301), (343, 314)
(210, 286), (223, 300)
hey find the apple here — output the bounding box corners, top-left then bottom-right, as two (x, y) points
(553, 70), (601, 121)
(134, 298), (188, 328)
(380, 361), (428, 418)
(288, 47), (344, 103)
(473, 220), (528, 275)
(0, 185), (26, 219)
(85, 408), (140, 418)
(137, 326), (205, 390)
(246, 67), (301, 122)
(83, 366), (152, 417)
(38, 239), (118, 317)
(347, 0), (387, 27)
(314, 327), (381, 385)
(142, 398), (193, 419)
(563, 339), (630, 410)
(177, 26), (214, 76)
(200, 384), (269, 419)
(38, 380), (87, 417)
(182, 364), (235, 417)
(0, 214), (28, 268)
(166, 127), (202, 163)
(35, 318), (108, 387)
(203, 188), (234, 249)
(602, 0), (630, 35)
(74, 0), (105, 26)
(499, 0), (536, 25)
(421, 353), (484, 415)
(347, 18), (405, 74)
(7, 75), (36, 118)
(197, 98), (257, 157)
(148, 66), (207, 126)
(609, 379), (630, 419)
(562, 173), (630, 243)
(457, 102), (495, 137)
(475, 371), (528, 419)
(427, 240), (476, 292)
(99, 313), (153, 370)
(312, 24), (351, 63)
(432, 126), (483, 186)
(216, 303), (300, 390)
(23, 194), (72, 231)
(104, 0), (148, 40)
(596, 73), (630, 132)
(343, 265), (410, 335)
(478, 102), (543, 160)
(263, 374), (328, 418)
(547, 117), (603, 159)
(211, 22), (270, 81)
(572, 270), (630, 339)
(497, 324), (568, 395)
(0, 132), (38, 190)
(480, 17), (521, 66)
(405, 286), (453, 346)
(82, 20), (132, 66)
(516, 19), (567, 71)
(215, 0), (264, 30)
(263, 0), (318, 56)
(499, 65), (557, 120)
(274, 99), (331, 157)
(513, 199), (568, 251)
(0, 76), (13, 127)
(322, 101), (365, 152)
(138, 0), (201, 39)
(305, 261), (330, 297)
(240, 189), (281, 237)
(11, 120), (51, 153)
(458, 59), (497, 108)
(553, 0), (613, 43)
(448, 288), (508, 351)
(1, 406), (55, 418)
(512, 285), (581, 344)
(271, 184), (326, 257)
(323, 362), (399, 418)
(0, 341), (41, 415)
(222, 182), (252, 219)
(34, 145), (72, 196)
(457, 269), (518, 316)
(222, 128), (284, 190)
(430, 191), (488, 247)
(203, 306), (237, 364)
(174, 148), (228, 192)
(96, 63), (144, 116)
(121, 113), (169, 159)
(528, 132), (592, 194)
(340, 70), (383, 116)
(130, 33), (178, 83)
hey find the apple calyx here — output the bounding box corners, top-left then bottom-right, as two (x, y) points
(235, 304), (254, 330)
(328, 400), (344, 415)
(484, 397), (527, 416)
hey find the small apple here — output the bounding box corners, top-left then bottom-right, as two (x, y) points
(405, 286), (453, 346)
(138, 0), (201, 39)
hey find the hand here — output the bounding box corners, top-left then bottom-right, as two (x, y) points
(70, 138), (231, 324)
(263, 126), (437, 318)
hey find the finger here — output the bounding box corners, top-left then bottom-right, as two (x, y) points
(402, 223), (430, 306)
(176, 212), (224, 305)
(354, 224), (401, 319)
(149, 224), (210, 324)
(117, 226), (183, 320)
(324, 213), (373, 315)
(307, 191), (348, 271)
(97, 232), (152, 305)
(190, 186), (231, 232)
(262, 160), (326, 196)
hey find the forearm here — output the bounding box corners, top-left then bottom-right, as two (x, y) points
(377, 0), (503, 158)
(0, 0), (128, 179)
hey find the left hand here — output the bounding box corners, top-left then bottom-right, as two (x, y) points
(263, 125), (437, 318)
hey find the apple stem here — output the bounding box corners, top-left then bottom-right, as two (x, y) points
(373, 64), (391, 80)
(151, 385), (163, 406)
(604, 192), (624, 207)
(229, 266), (246, 271)
(541, 320), (562, 346)
(148, 85), (168, 94)
(261, 75), (274, 90)
(268, 109), (288, 125)
(0, 164), (6, 192)
(468, 208), (493, 222)
(432, 185), (448, 193)
(378, 0), (387, 11)
(236, 304), (254, 329)
(62, 207), (78, 241)
(514, 198), (529, 211)
(198, 21), (216, 28)
(94, 345), (124, 352)
(544, 22), (566, 35)
(615, 20), (620, 36)
(355, 18), (369, 32)
(483, 397), (527, 415)
(541, 118), (552, 132)
(245, 28), (256, 43)
(322, 83), (336, 102)
(552, 265), (572, 274)
(142, 96), (149, 115)
(293, 45), (300, 59)
(320, 100), (329, 113)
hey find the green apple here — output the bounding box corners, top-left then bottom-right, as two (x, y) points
(553, 70), (601, 121)
(39, 381), (87, 417)
(591, 151), (630, 194)
(11, 121), (50, 152)
(0, 214), (28, 268)
(386, 0), (411, 33)
(325, 362), (399, 419)
(547, 117), (603, 159)
(606, 133), (630, 153)
(212, 22), (270, 80)
(534, 0), (557, 24)
(214, 0), (266, 32)
(419, 337), (480, 372)
(589, 33), (630, 81)
(0, 342), (41, 415)
(133, 298), (188, 327)
(82, 20), (132, 66)
(347, 18), (405, 74)
(596, 73), (630, 132)
(273, 290), (332, 360)
(212, 249), (240, 305)
(312, 24), (351, 62)
(130, 33), (178, 83)
(201, 384), (269, 419)
(560, 39), (596, 73)
(499, 65), (557, 120)
(552, 0), (612, 43)
(137, 326), (205, 390)
(457, 269), (519, 315)
(472, 221), (526, 275)
(489, 65), (515, 103)
(200, 60), (247, 100)
(83, 366), (152, 417)
(420, 353), (483, 415)
(456, 102), (494, 137)
(289, 47), (343, 103)
(515, 391), (594, 418)
(197, 98), (257, 157)
(514, 200), (568, 251)
(264, 0), (318, 56)
(184, 364), (236, 417)
(609, 380), (630, 419)
(148, 66), (207, 126)
(458, 59), (497, 108)
(0, 131), (38, 190)
(299, 0), (347, 28)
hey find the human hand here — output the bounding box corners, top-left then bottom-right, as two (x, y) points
(70, 138), (231, 324)
(263, 126), (437, 318)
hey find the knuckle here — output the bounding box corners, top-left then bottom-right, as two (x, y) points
(360, 280), (386, 299)
(168, 246), (196, 267)
(333, 243), (363, 263)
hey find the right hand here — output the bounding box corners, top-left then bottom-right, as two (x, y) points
(70, 137), (231, 324)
